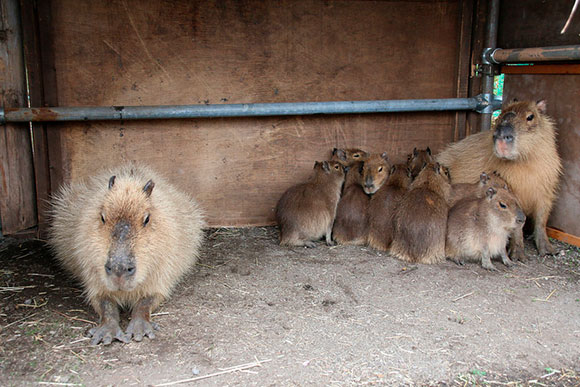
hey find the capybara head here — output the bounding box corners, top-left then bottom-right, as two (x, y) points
(485, 187), (526, 230)
(360, 152), (389, 194)
(332, 148), (369, 166)
(314, 160), (347, 181)
(388, 164), (413, 189)
(493, 100), (549, 161)
(99, 175), (156, 292)
(407, 147), (433, 178)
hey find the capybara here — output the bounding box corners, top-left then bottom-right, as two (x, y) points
(390, 162), (451, 264)
(407, 147), (433, 179)
(331, 148), (369, 167)
(49, 164), (205, 345)
(367, 164), (412, 251)
(332, 162), (371, 245)
(437, 100), (562, 258)
(276, 160), (345, 247)
(446, 187), (526, 270)
(448, 171), (511, 208)
(360, 152), (390, 195)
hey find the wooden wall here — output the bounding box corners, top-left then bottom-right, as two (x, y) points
(32, 0), (470, 227)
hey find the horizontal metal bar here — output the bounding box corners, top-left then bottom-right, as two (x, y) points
(489, 45), (580, 64)
(1, 96), (495, 124)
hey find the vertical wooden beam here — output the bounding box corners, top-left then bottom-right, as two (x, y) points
(0, 0), (37, 235)
(454, 0), (475, 141)
(466, 0), (487, 136)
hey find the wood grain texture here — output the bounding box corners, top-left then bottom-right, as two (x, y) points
(504, 74), (580, 237)
(45, 0), (465, 226)
(0, 0), (37, 235)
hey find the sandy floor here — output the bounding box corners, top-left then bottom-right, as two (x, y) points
(1, 227), (579, 386)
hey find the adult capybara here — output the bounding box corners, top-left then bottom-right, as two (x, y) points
(332, 162), (370, 246)
(390, 162), (451, 264)
(331, 148), (369, 167)
(446, 187), (526, 270)
(448, 171), (511, 208)
(276, 161), (345, 247)
(407, 147), (433, 179)
(367, 164), (412, 251)
(49, 164), (205, 345)
(437, 100), (561, 259)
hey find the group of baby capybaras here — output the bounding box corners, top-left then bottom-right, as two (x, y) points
(276, 99), (563, 272)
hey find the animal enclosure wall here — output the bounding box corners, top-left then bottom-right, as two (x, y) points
(34, 0), (471, 228)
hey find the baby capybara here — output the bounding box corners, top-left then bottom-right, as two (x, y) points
(49, 164), (205, 345)
(446, 187), (526, 270)
(360, 152), (390, 195)
(276, 161), (345, 247)
(390, 162), (451, 264)
(437, 100), (562, 258)
(332, 162), (371, 246)
(407, 147), (433, 179)
(448, 171), (511, 208)
(367, 164), (412, 251)
(331, 148), (369, 167)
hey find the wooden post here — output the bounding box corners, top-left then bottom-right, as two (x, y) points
(0, 0), (37, 235)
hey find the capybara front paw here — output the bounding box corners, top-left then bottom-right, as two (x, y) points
(509, 245), (527, 262)
(89, 322), (129, 345)
(126, 317), (159, 342)
(304, 241), (317, 248)
(537, 238), (556, 256)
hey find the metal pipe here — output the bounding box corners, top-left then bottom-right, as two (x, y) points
(1, 96), (490, 124)
(488, 45), (580, 64)
(481, 0), (500, 132)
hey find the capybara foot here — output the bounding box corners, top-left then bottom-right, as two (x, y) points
(326, 240), (336, 247)
(481, 256), (497, 271)
(89, 321), (129, 345)
(304, 241), (317, 248)
(509, 244), (527, 262)
(126, 317), (159, 342)
(501, 253), (514, 267)
(449, 257), (465, 266)
(536, 236), (556, 256)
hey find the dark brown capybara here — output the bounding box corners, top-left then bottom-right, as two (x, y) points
(406, 147), (433, 179)
(331, 148), (369, 167)
(276, 161), (345, 247)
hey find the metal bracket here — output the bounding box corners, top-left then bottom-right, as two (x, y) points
(475, 93), (502, 114)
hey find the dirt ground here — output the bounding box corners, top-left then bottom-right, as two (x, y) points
(1, 227), (579, 386)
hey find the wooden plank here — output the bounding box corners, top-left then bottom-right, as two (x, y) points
(19, 0), (51, 237)
(503, 74), (580, 237)
(502, 64), (580, 75)
(498, 0), (580, 49)
(46, 0), (464, 227)
(0, 0), (37, 235)
(547, 227), (580, 248)
(466, 0), (487, 136)
(453, 0), (475, 141)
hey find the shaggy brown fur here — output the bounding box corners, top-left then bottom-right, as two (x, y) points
(331, 148), (369, 167)
(437, 100), (562, 259)
(407, 147), (433, 179)
(390, 162), (451, 264)
(49, 164), (205, 345)
(276, 161), (345, 247)
(360, 152), (389, 195)
(332, 162), (370, 245)
(367, 164), (412, 251)
(446, 187), (526, 270)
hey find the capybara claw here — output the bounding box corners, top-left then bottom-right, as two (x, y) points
(89, 322), (129, 345)
(126, 317), (159, 342)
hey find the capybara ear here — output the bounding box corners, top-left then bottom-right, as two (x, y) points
(413, 147), (418, 157)
(313, 161), (320, 169)
(108, 176), (116, 190)
(536, 99), (547, 113)
(332, 147), (338, 155)
(486, 187), (496, 199)
(390, 165), (396, 175)
(143, 179), (155, 197)
(479, 172), (489, 183)
(335, 149), (347, 161)
(322, 161), (330, 172)
(426, 147), (432, 155)
(381, 151), (388, 161)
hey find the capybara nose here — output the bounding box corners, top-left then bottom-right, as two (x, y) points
(105, 261), (136, 277)
(494, 125), (514, 143)
(104, 263), (113, 275)
(516, 209), (526, 224)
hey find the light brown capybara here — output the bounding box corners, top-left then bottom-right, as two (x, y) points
(276, 161), (345, 247)
(390, 162), (451, 264)
(331, 148), (369, 167)
(332, 162), (371, 246)
(367, 164), (412, 251)
(406, 147), (433, 179)
(446, 186), (526, 270)
(360, 152), (390, 195)
(49, 164), (205, 345)
(437, 100), (562, 259)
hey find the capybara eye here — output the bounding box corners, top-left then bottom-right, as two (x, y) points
(378, 167), (383, 172)
(353, 154), (360, 158)
(334, 165), (340, 170)
(143, 214), (150, 226)
(499, 202), (507, 209)
(100, 213), (106, 224)
(527, 114), (534, 121)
